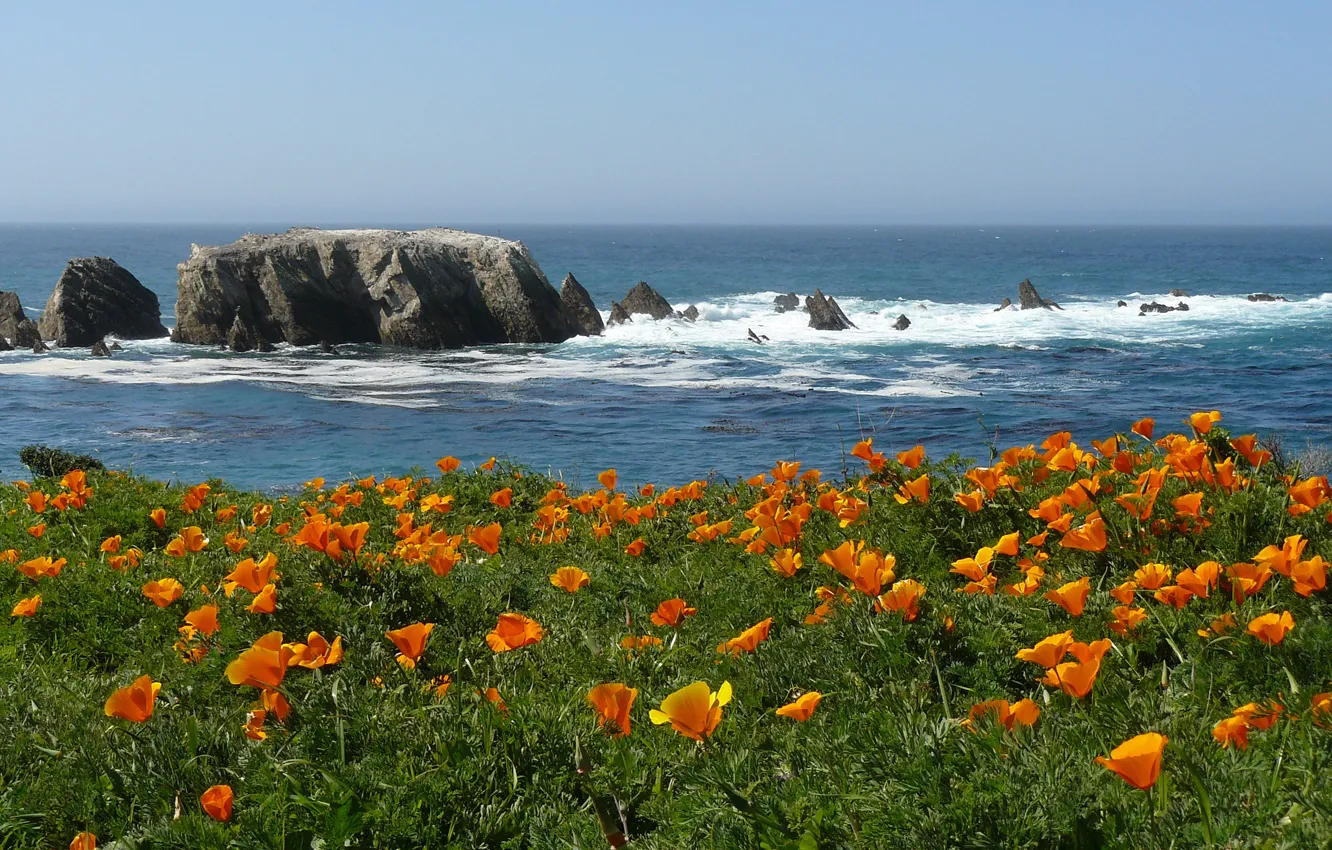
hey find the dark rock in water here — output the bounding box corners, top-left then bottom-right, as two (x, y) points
(1139, 301), (1190, 315)
(681, 305), (699, 322)
(1, 290), (25, 343)
(257, 337), (275, 353)
(747, 328), (764, 344)
(607, 302), (631, 326)
(994, 297), (1012, 312)
(1117, 300), (1128, 307)
(0, 334), (11, 352)
(1018, 279), (1061, 310)
(619, 282), (674, 320)
(773, 292), (801, 313)
(1169, 288), (1189, 297)
(1248, 292), (1288, 302)
(110, 342), (123, 351)
(38, 257), (168, 346)
(1176, 301), (1190, 311)
(173, 228), (580, 349)
(90, 339), (112, 357)
(15, 319), (46, 351)
(319, 341), (339, 355)
(893, 314), (911, 331)
(559, 273), (604, 336)
(226, 311), (262, 353)
(806, 289), (855, 330)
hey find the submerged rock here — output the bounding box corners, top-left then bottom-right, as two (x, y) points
(773, 293), (801, 313)
(747, 328), (764, 345)
(893, 314), (911, 331)
(1018, 279), (1060, 310)
(38, 257), (168, 347)
(681, 305), (700, 322)
(90, 339), (112, 357)
(14, 319), (46, 351)
(994, 297), (1012, 312)
(806, 289), (855, 330)
(1248, 292), (1288, 302)
(1139, 301), (1190, 315)
(607, 302), (631, 326)
(618, 282), (674, 320)
(1117, 300), (1128, 307)
(1, 291), (25, 343)
(559, 273), (604, 336)
(1169, 288), (1189, 297)
(173, 228), (580, 349)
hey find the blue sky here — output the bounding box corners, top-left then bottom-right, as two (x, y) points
(1, 2), (1328, 224)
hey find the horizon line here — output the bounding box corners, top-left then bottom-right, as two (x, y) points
(2, 221), (1332, 229)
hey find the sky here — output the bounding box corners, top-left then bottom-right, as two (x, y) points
(1, 2), (1329, 225)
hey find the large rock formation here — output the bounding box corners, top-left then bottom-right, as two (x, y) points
(1, 291), (25, 344)
(1017, 279), (1060, 310)
(14, 319), (46, 351)
(37, 258), (168, 346)
(607, 302), (631, 326)
(806, 289), (855, 330)
(172, 228), (582, 349)
(559, 273), (604, 336)
(617, 282), (674, 320)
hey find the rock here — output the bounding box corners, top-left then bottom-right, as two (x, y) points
(773, 293), (800, 313)
(893, 314), (911, 331)
(1139, 301), (1190, 315)
(994, 297), (1012, 312)
(559, 273), (604, 336)
(681, 305), (699, 322)
(806, 289), (856, 330)
(747, 328), (764, 344)
(1169, 288), (1189, 297)
(226, 311), (262, 353)
(1017, 279), (1060, 310)
(0, 290), (25, 342)
(37, 257), (167, 347)
(607, 302), (631, 326)
(172, 228), (580, 349)
(618, 282), (673, 320)
(1176, 301), (1190, 311)
(319, 341), (339, 355)
(90, 339), (112, 357)
(1248, 293), (1288, 302)
(15, 319), (46, 351)
(110, 342), (123, 351)
(0, 335), (10, 352)
(1117, 300), (1128, 307)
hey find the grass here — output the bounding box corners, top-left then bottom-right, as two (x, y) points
(1, 416), (1330, 849)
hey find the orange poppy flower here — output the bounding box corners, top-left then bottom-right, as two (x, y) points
(224, 553), (279, 595)
(1153, 585), (1193, 610)
(896, 445), (925, 469)
(954, 489), (985, 512)
(183, 604), (220, 636)
(1176, 561), (1219, 598)
(290, 631), (343, 669)
(876, 578), (926, 621)
(243, 709), (267, 740)
(650, 598), (697, 627)
(621, 634), (664, 651)
(479, 456), (498, 472)
(775, 691), (823, 722)
(104, 674), (161, 722)
(1133, 563), (1171, 590)
(24, 490), (47, 513)
(200, 784), (233, 821)
(1247, 611), (1295, 646)
(486, 612), (545, 653)
(624, 538), (647, 557)
(386, 622), (434, 668)
(1212, 714), (1249, 749)
(226, 632), (298, 688)
(771, 548), (804, 577)
(1058, 512), (1106, 552)
(489, 487), (513, 508)
(965, 698), (1040, 731)
(1109, 605), (1147, 635)
(482, 686), (507, 712)
(436, 456), (461, 474)
(149, 507), (167, 528)
(650, 680), (732, 741)
(468, 522), (502, 555)
(1043, 577), (1091, 616)
(1130, 417), (1155, 439)
(142, 578), (184, 608)
(26, 523), (46, 539)
(598, 468), (618, 491)
(588, 683), (637, 737)
(1042, 657), (1102, 698)
(246, 583), (278, 614)
(16, 556), (66, 580)
(1189, 410), (1221, 434)
(1016, 631), (1075, 667)
(550, 566), (590, 593)
(894, 474), (930, 504)
(717, 617), (773, 655)
(99, 535), (121, 553)
(1291, 555), (1328, 597)
(11, 594), (41, 617)
(1096, 732), (1166, 790)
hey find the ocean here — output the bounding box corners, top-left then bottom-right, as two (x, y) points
(1, 225), (1329, 490)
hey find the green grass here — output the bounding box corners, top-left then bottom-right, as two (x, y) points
(1, 422), (1330, 849)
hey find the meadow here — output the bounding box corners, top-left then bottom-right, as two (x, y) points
(1, 412), (1330, 849)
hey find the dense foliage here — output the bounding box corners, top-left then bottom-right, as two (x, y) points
(1, 413), (1330, 849)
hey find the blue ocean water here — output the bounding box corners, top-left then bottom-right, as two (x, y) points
(0, 225), (1329, 489)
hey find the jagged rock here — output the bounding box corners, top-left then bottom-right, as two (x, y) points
(38, 257), (167, 347)
(747, 328), (764, 345)
(1139, 301), (1191, 315)
(1169, 289), (1189, 297)
(110, 342), (124, 351)
(226, 311), (262, 353)
(681, 305), (699, 322)
(1017, 279), (1060, 310)
(618, 282), (673, 320)
(90, 339), (112, 357)
(0, 334), (11, 352)
(806, 289), (855, 330)
(319, 341), (339, 355)
(172, 228), (580, 349)
(994, 297), (1012, 312)
(893, 314), (911, 331)
(1, 291), (25, 343)
(1248, 293), (1288, 302)
(1177, 302), (1190, 311)
(559, 273), (604, 336)
(774, 293), (800, 313)
(15, 319), (46, 351)
(1117, 300), (1128, 307)
(607, 302), (631, 326)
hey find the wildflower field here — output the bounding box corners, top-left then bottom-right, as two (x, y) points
(2, 412), (1331, 849)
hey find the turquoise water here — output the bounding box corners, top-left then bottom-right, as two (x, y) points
(1, 225), (1329, 489)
